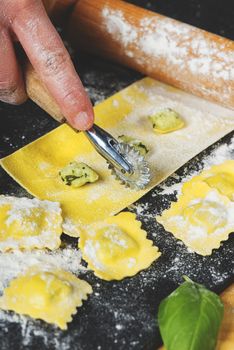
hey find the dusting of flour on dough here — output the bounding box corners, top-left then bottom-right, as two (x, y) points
(0, 248), (86, 295)
(159, 135), (234, 195)
(0, 196), (62, 251)
(0, 246), (87, 348)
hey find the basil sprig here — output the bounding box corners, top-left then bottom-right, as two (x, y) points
(158, 277), (224, 350)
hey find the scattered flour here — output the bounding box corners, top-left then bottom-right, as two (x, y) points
(159, 135), (234, 195)
(62, 218), (81, 237)
(83, 240), (104, 271)
(112, 99), (119, 107)
(83, 70), (130, 106)
(83, 223), (131, 272)
(0, 247), (86, 295)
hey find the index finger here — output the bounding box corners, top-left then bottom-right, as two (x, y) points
(11, 0), (94, 130)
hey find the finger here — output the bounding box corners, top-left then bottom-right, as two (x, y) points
(0, 27), (27, 105)
(12, 0), (94, 130)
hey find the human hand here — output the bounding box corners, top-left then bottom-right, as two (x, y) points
(0, 0), (94, 130)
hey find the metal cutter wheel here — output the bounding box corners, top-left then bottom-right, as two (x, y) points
(85, 124), (151, 190)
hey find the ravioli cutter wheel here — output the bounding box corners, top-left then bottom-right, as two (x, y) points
(85, 124), (151, 190)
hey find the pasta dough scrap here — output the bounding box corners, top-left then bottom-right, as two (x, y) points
(0, 196), (62, 251)
(0, 268), (92, 330)
(156, 181), (234, 255)
(79, 212), (161, 280)
(182, 160), (234, 201)
(1, 78), (234, 237)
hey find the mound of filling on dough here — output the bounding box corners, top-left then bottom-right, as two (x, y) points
(149, 108), (184, 133)
(59, 161), (99, 188)
(118, 135), (149, 156)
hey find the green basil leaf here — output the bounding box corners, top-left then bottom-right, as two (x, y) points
(158, 277), (224, 350)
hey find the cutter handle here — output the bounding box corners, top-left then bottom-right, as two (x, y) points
(25, 62), (65, 123)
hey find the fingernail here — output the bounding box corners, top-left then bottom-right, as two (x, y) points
(73, 111), (93, 130)
(0, 88), (27, 105)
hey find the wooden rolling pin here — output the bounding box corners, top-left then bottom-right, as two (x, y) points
(67, 0), (234, 110)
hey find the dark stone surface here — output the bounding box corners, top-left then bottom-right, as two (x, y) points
(0, 1), (233, 349)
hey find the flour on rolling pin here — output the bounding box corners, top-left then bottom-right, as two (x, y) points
(69, 0), (234, 110)
(102, 7), (232, 80)
(101, 7), (233, 93)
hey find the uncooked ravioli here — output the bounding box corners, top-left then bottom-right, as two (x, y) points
(156, 162), (234, 255)
(0, 196), (62, 251)
(78, 212), (161, 280)
(0, 267), (92, 330)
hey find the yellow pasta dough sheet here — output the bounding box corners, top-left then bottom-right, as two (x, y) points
(1, 78), (234, 236)
(156, 164), (234, 255)
(0, 196), (62, 251)
(79, 212), (161, 281)
(0, 267), (92, 330)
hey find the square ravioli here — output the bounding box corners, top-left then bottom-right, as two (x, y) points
(0, 268), (92, 330)
(0, 196), (62, 251)
(156, 181), (234, 255)
(79, 212), (161, 280)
